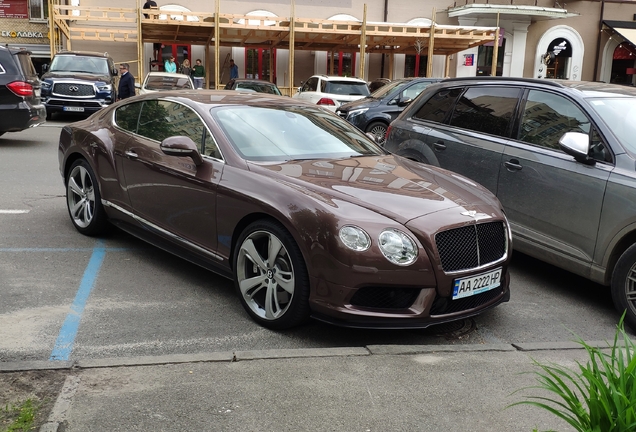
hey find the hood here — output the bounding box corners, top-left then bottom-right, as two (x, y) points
(338, 98), (380, 112)
(255, 155), (502, 225)
(42, 71), (111, 83)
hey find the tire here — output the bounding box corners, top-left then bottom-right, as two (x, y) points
(366, 121), (388, 145)
(233, 220), (310, 329)
(611, 243), (636, 329)
(65, 159), (108, 236)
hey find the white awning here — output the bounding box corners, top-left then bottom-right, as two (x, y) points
(448, 4), (578, 21)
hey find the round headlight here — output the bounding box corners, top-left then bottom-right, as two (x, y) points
(378, 229), (418, 266)
(339, 226), (371, 251)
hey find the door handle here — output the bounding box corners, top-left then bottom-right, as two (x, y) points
(504, 160), (522, 171)
(433, 142), (446, 151)
(125, 150), (139, 159)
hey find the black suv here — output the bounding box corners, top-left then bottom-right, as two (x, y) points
(0, 46), (45, 136)
(336, 77), (441, 144)
(41, 51), (118, 119)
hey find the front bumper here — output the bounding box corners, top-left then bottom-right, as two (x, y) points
(43, 97), (112, 115)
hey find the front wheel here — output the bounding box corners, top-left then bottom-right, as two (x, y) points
(366, 121), (388, 145)
(611, 243), (636, 329)
(233, 220), (310, 329)
(66, 159), (108, 236)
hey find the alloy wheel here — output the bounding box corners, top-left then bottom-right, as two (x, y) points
(369, 124), (387, 144)
(236, 230), (295, 320)
(67, 164), (96, 229)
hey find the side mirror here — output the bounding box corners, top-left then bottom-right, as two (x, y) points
(112, 68), (119, 76)
(397, 97), (413, 107)
(559, 131), (594, 165)
(160, 136), (203, 166)
(134, 83), (141, 89)
(42, 64), (49, 73)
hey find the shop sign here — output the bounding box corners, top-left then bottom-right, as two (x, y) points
(1, 30), (46, 38)
(0, 0), (28, 19)
(553, 41), (568, 55)
(464, 54), (474, 66)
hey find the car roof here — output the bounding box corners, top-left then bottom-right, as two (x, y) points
(312, 75), (367, 83)
(130, 90), (319, 108)
(230, 78), (277, 84)
(54, 50), (111, 58)
(146, 72), (192, 78)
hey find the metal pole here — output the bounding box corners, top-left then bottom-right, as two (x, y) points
(214, 0), (220, 89)
(288, 0), (295, 95)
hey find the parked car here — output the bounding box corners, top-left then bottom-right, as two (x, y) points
(58, 91), (511, 329)
(0, 46), (45, 136)
(292, 75), (370, 111)
(337, 77), (441, 144)
(224, 78), (283, 95)
(137, 72), (194, 94)
(384, 77), (636, 327)
(40, 51), (118, 119)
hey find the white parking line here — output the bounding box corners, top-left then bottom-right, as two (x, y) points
(0, 210), (30, 214)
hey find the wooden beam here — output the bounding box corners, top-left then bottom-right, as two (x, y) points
(359, 4), (367, 80)
(214, 0), (220, 89)
(427, 8), (435, 78)
(491, 13), (500, 77)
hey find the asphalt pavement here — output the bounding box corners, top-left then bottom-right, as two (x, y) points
(2, 341), (610, 431)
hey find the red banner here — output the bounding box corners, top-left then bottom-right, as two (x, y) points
(0, 0), (28, 19)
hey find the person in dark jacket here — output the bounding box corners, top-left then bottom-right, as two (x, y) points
(117, 63), (135, 100)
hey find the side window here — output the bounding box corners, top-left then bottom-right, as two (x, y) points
(400, 82), (433, 101)
(137, 100), (221, 159)
(114, 102), (143, 133)
(412, 88), (463, 124)
(449, 87), (520, 138)
(518, 90), (591, 150)
(303, 77), (318, 92)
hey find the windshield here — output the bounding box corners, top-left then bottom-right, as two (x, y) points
(588, 97), (636, 154)
(50, 55), (109, 74)
(145, 75), (193, 90)
(235, 82), (282, 95)
(370, 80), (410, 98)
(324, 81), (370, 96)
(212, 105), (385, 161)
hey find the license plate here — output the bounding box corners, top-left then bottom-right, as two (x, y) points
(452, 268), (502, 300)
(35, 88), (41, 97)
(63, 106), (84, 112)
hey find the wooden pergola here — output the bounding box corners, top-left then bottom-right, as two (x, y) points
(48, 1), (500, 94)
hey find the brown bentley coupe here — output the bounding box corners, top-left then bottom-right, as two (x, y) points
(58, 91), (512, 329)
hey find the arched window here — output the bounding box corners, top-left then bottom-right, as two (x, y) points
(242, 10), (279, 81)
(158, 4), (198, 22)
(326, 14), (360, 76)
(405, 18), (432, 77)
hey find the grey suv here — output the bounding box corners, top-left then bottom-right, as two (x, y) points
(40, 51), (118, 119)
(384, 77), (636, 327)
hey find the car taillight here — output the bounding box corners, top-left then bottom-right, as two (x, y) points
(316, 98), (336, 106)
(7, 81), (34, 97)
(385, 124), (393, 141)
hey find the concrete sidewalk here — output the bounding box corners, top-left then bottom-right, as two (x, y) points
(1, 342), (608, 432)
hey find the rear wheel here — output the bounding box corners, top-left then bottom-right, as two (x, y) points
(611, 243), (636, 329)
(233, 220), (310, 329)
(65, 159), (108, 236)
(366, 121), (388, 145)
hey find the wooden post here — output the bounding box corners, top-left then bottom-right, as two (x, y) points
(359, 4), (367, 80)
(137, 0), (143, 82)
(330, 51), (334, 75)
(445, 54), (451, 78)
(427, 8), (435, 78)
(269, 48), (273, 82)
(388, 52), (394, 80)
(214, 0), (220, 89)
(491, 13), (500, 77)
(48, 0), (55, 58)
(288, 0), (295, 95)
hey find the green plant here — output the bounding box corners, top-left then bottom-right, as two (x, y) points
(510, 314), (636, 432)
(1, 399), (37, 432)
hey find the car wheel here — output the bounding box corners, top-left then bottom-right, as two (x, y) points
(611, 244), (636, 329)
(234, 220), (310, 329)
(366, 121), (388, 145)
(65, 159), (108, 236)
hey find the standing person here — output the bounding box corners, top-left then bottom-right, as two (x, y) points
(192, 58), (205, 89)
(164, 56), (177, 73)
(142, 0), (157, 18)
(229, 59), (239, 80)
(117, 63), (135, 100)
(179, 58), (192, 77)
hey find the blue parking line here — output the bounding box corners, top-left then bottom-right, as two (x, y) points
(49, 240), (107, 361)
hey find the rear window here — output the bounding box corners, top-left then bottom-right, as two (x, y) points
(449, 87), (520, 138)
(324, 81), (370, 96)
(145, 75), (193, 90)
(412, 88), (463, 123)
(235, 82), (281, 95)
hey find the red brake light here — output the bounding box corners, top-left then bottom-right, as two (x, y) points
(7, 81), (33, 97)
(316, 98), (336, 106)
(385, 124), (393, 141)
